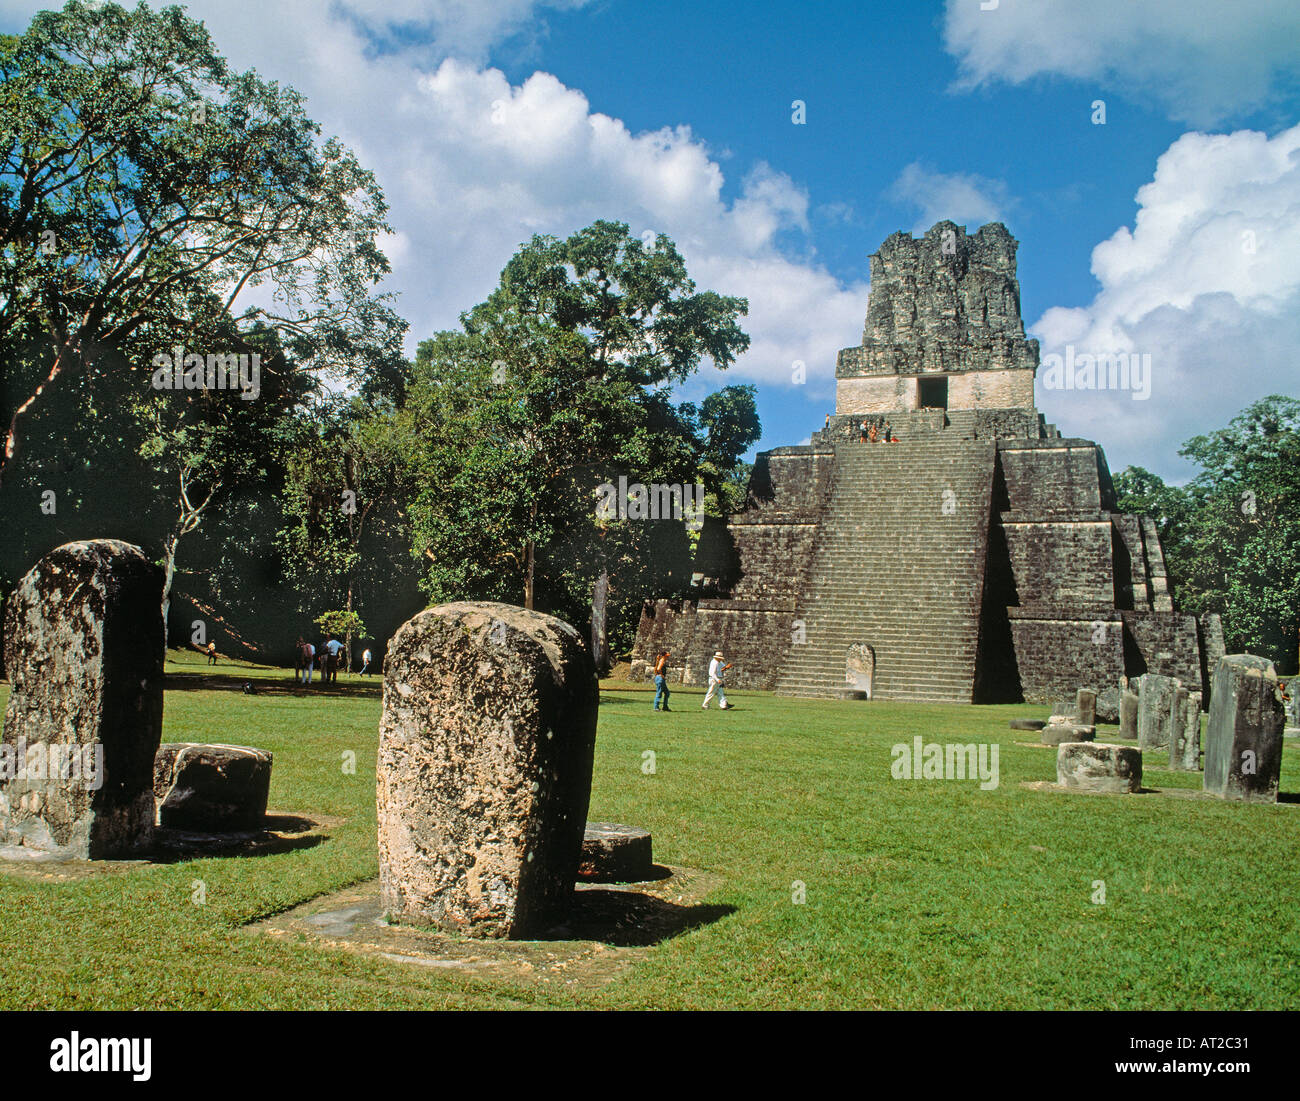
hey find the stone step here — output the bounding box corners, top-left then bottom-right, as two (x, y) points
(774, 439), (996, 700)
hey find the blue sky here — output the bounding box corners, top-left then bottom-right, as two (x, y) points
(5, 0), (1298, 481)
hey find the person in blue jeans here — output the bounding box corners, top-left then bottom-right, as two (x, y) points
(652, 650), (672, 711)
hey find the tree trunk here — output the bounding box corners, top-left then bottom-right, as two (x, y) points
(345, 583), (354, 673)
(591, 568), (610, 676)
(525, 538), (535, 610)
(160, 532), (179, 656)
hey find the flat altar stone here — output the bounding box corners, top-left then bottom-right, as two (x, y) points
(1057, 742), (1143, 793)
(578, 822), (654, 882)
(1041, 724), (1095, 746)
(154, 743), (273, 830)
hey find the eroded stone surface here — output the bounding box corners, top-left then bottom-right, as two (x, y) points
(1042, 724), (1095, 746)
(153, 743), (272, 830)
(1057, 742), (1142, 793)
(1119, 689), (1139, 740)
(377, 601), (598, 937)
(1203, 655), (1285, 802)
(1075, 688), (1097, 728)
(1169, 690), (1202, 772)
(0, 540), (163, 858)
(1138, 673), (1179, 752)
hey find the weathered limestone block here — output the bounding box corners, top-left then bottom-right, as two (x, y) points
(1096, 687), (1120, 725)
(1119, 690), (1139, 740)
(0, 540), (164, 859)
(1042, 724), (1095, 746)
(578, 822), (654, 882)
(1057, 742), (1143, 793)
(1203, 655), (1285, 803)
(1168, 689), (1203, 771)
(377, 601), (598, 937)
(153, 743), (272, 830)
(1138, 673), (1179, 751)
(1076, 688), (1097, 728)
(1048, 700), (1076, 724)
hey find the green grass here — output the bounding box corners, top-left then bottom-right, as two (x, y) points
(1, 650), (1297, 1009)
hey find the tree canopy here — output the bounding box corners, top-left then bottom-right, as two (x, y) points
(1114, 395), (1300, 670)
(399, 220), (760, 662)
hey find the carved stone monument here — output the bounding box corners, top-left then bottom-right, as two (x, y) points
(377, 602), (598, 937)
(0, 540), (164, 858)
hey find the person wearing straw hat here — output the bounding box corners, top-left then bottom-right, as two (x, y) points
(702, 650), (732, 709)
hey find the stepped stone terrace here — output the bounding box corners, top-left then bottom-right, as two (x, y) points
(631, 221), (1213, 716)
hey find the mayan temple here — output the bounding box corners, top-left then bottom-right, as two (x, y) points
(632, 220), (1217, 718)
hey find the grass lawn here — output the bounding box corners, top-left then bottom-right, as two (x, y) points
(1, 648), (1297, 1010)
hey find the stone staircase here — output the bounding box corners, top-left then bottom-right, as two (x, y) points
(774, 435), (997, 702)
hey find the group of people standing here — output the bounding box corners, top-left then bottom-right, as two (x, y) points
(820, 414), (896, 444)
(859, 419), (893, 444)
(295, 636), (374, 685)
(651, 649), (732, 711)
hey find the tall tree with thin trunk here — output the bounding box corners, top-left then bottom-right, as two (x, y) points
(1, 0), (403, 482)
(403, 221), (757, 652)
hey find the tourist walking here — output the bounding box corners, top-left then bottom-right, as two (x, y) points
(300, 638), (315, 685)
(360, 646), (373, 676)
(652, 650), (672, 711)
(206, 641), (218, 666)
(702, 650), (732, 709)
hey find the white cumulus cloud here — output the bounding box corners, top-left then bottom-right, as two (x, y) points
(942, 0), (1300, 127)
(1031, 123), (1300, 480)
(889, 162), (1014, 235)
(0, 0), (868, 396)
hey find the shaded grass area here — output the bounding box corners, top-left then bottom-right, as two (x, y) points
(1, 653), (1297, 1009)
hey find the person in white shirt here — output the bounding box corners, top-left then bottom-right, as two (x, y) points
(702, 650), (731, 709)
(360, 647), (373, 676)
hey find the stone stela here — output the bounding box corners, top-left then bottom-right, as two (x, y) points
(0, 540), (164, 859)
(376, 601), (598, 938)
(632, 220), (1214, 714)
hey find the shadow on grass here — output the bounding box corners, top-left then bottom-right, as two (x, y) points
(164, 672), (382, 700)
(561, 886), (735, 947)
(150, 813), (330, 863)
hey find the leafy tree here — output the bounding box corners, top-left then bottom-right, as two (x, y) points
(314, 609), (366, 669)
(403, 221), (758, 667)
(1, 0), (403, 480)
(1177, 396), (1300, 668)
(279, 396), (416, 668)
(1114, 395), (1300, 671)
(1112, 465), (1192, 550)
(0, 0), (405, 655)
